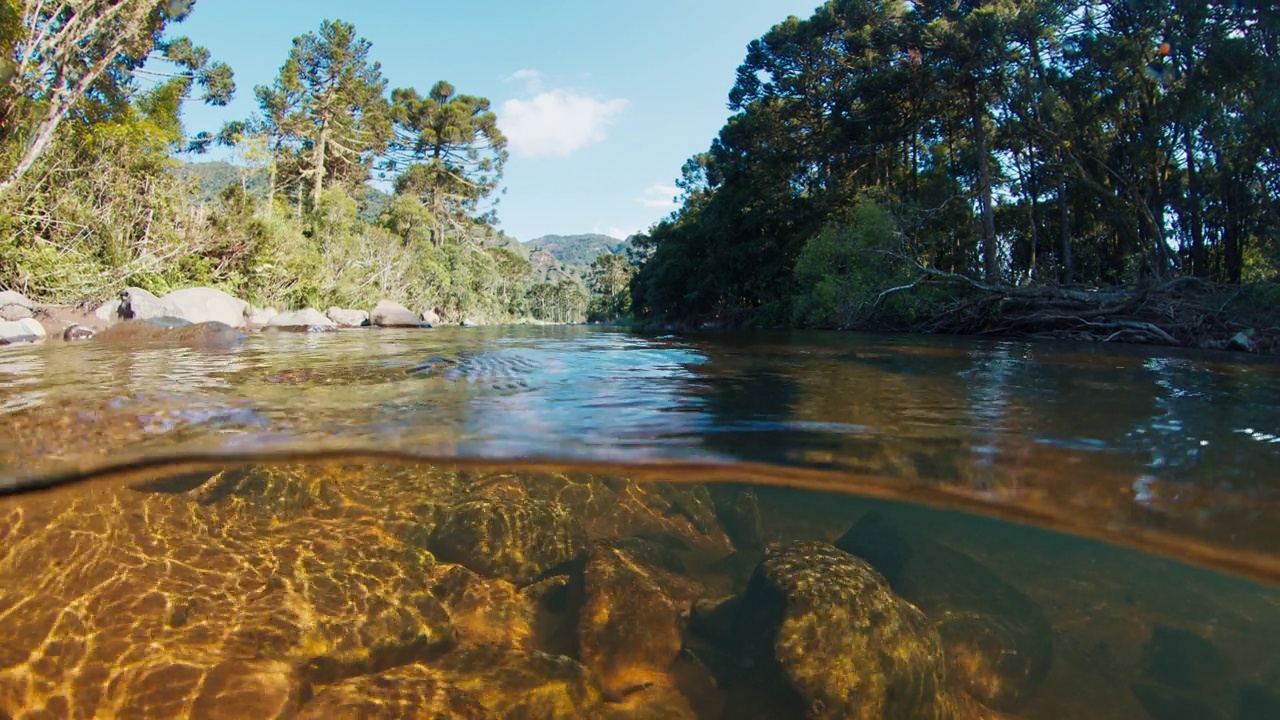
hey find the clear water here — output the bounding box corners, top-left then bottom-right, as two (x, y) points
(0, 326), (1276, 718)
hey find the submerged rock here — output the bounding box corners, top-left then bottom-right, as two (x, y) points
(731, 541), (971, 720)
(836, 512), (1053, 712)
(94, 319), (243, 349)
(578, 543), (689, 699)
(430, 484), (587, 585)
(299, 649), (606, 719)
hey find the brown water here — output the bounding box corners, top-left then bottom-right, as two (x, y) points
(0, 325), (1277, 718)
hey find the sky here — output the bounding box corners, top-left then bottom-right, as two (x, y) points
(171, 0), (821, 243)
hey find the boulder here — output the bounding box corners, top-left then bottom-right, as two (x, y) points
(94, 298), (123, 323)
(578, 543), (688, 698)
(731, 541), (975, 720)
(121, 287), (178, 321)
(326, 307), (370, 327)
(0, 290), (34, 321)
(1228, 331), (1254, 352)
(460, 318), (479, 327)
(0, 317), (47, 344)
(94, 319), (243, 349)
(422, 308), (442, 326)
(246, 306), (277, 326)
(835, 512), (1053, 712)
(159, 287), (249, 328)
(370, 299), (422, 328)
(266, 308), (337, 332)
(429, 484), (587, 585)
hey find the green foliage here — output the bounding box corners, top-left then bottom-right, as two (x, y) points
(792, 202), (926, 327)
(632, 0), (1280, 327)
(586, 253), (634, 321)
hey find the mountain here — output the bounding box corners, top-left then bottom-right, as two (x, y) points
(523, 234), (628, 267)
(520, 233), (634, 286)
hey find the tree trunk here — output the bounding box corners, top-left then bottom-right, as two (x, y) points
(1059, 173), (1073, 285)
(1185, 125), (1205, 276)
(312, 118), (329, 207)
(972, 91), (999, 284)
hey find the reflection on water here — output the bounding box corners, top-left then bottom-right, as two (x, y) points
(0, 459), (1276, 719)
(0, 325), (1278, 716)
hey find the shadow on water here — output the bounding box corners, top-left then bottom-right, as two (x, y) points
(0, 326), (1278, 718)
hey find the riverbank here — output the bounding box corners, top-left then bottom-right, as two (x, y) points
(638, 279), (1280, 356)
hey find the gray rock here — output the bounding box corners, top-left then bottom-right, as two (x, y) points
(325, 307), (369, 327)
(246, 306), (278, 326)
(0, 290), (35, 321)
(265, 308), (337, 332)
(370, 299), (421, 327)
(460, 318), (479, 327)
(1228, 331), (1254, 352)
(159, 287), (249, 328)
(121, 287), (178, 321)
(421, 309), (442, 326)
(0, 317), (47, 344)
(94, 298), (123, 323)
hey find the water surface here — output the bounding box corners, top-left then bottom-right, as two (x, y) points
(0, 326), (1276, 718)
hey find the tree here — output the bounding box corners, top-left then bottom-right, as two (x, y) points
(385, 80), (507, 246)
(284, 19), (389, 207)
(0, 0), (233, 196)
(587, 252), (634, 320)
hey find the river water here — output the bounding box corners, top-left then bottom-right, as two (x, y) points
(0, 325), (1276, 718)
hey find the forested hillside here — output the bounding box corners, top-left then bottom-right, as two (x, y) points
(630, 0), (1279, 344)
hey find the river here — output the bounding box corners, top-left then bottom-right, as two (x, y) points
(0, 325), (1276, 718)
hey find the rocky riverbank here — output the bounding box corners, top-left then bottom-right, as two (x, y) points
(0, 286), (473, 346)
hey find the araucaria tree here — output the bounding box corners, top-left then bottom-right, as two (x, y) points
(385, 80), (507, 245)
(283, 19), (389, 206)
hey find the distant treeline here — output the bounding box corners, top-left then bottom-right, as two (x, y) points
(630, 0), (1279, 330)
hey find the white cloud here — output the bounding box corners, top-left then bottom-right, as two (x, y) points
(500, 71), (629, 159)
(636, 183), (680, 210)
(594, 224), (641, 241)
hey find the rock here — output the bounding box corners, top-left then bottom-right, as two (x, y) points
(0, 317), (47, 344)
(371, 299), (422, 327)
(1135, 624), (1236, 714)
(430, 485), (587, 585)
(1228, 331), (1254, 352)
(94, 298), (123, 322)
(460, 318), (479, 327)
(62, 324), (96, 341)
(710, 484), (765, 551)
(0, 290), (34, 321)
(121, 286), (177, 320)
(243, 306), (277, 326)
(94, 319), (243, 349)
(731, 541), (976, 720)
(326, 307), (370, 327)
(428, 564), (534, 650)
(1238, 683), (1280, 720)
(299, 649), (606, 719)
(836, 511), (1053, 712)
(159, 287), (250, 327)
(265, 308), (338, 332)
(422, 308), (442, 326)
(578, 543), (688, 698)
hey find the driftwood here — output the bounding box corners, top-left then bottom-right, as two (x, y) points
(861, 253), (1276, 352)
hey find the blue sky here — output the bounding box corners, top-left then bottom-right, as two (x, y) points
(172, 0), (821, 243)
